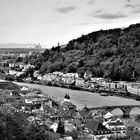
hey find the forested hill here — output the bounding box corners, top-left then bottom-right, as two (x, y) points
(34, 23), (140, 81)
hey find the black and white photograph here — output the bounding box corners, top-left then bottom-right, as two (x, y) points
(0, 0), (140, 139)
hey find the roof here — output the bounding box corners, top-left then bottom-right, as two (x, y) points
(94, 116), (104, 123)
(43, 104), (52, 113)
(25, 92), (38, 97)
(62, 101), (76, 109)
(79, 110), (89, 116)
(64, 123), (76, 132)
(108, 121), (125, 126)
(59, 109), (74, 118)
(110, 116), (121, 122)
(103, 112), (113, 119)
(63, 101), (74, 106)
(85, 119), (112, 135)
(69, 118), (81, 126)
(73, 112), (81, 119)
(96, 110), (108, 116)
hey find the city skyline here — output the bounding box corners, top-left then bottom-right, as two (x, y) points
(0, 0), (140, 48)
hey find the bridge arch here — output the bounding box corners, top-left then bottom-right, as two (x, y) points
(88, 105), (140, 118)
(110, 108), (123, 116)
(106, 106), (131, 118)
(130, 107), (140, 116)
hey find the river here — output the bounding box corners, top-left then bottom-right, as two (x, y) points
(15, 82), (140, 116)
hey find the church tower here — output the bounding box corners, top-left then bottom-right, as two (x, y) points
(64, 93), (70, 102)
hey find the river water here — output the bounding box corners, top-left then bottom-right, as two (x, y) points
(15, 82), (140, 116)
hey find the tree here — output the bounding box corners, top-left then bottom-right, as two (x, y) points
(25, 123), (47, 140)
(126, 126), (140, 140)
(78, 58), (84, 67)
(135, 115), (140, 123)
(26, 67), (34, 78)
(35, 62), (42, 70)
(56, 120), (65, 135)
(66, 130), (78, 139)
(0, 113), (26, 140)
(67, 63), (77, 73)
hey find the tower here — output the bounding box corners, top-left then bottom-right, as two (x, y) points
(64, 93), (70, 102)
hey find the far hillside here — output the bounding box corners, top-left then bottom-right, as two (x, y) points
(32, 23), (140, 81)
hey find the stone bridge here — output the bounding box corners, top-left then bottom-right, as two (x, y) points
(84, 105), (140, 118)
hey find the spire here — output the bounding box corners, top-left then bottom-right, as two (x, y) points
(83, 104), (88, 111)
(64, 93), (70, 99)
(64, 93), (70, 102)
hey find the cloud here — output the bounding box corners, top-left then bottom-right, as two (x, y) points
(57, 6), (76, 14)
(94, 9), (103, 13)
(93, 13), (127, 19)
(132, 8), (140, 13)
(126, 0), (131, 2)
(88, 0), (95, 5)
(125, 4), (134, 8)
(125, 4), (140, 8)
(0, 21), (12, 28)
(0, 23), (7, 28)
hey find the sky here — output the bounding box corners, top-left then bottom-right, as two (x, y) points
(0, 0), (140, 48)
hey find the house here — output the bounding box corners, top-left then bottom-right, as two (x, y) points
(103, 112), (113, 120)
(62, 77), (75, 86)
(20, 53), (26, 58)
(20, 86), (29, 91)
(79, 109), (93, 123)
(33, 70), (39, 77)
(75, 78), (85, 88)
(50, 122), (58, 132)
(27, 116), (41, 123)
(62, 101), (76, 110)
(84, 72), (92, 80)
(104, 117), (127, 138)
(93, 110), (113, 122)
(69, 118), (81, 126)
(58, 109), (75, 120)
(16, 71), (24, 77)
(9, 70), (17, 75)
(37, 74), (43, 81)
(84, 119), (113, 140)
(93, 110), (109, 118)
(64, 121), (76, 132)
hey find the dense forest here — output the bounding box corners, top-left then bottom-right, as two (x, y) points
(33, 23), (140, 81)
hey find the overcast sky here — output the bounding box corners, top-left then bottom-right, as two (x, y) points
(0, 0), (140, 48)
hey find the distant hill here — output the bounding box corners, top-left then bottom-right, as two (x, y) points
(0, 43), (35, 48)
(29, 23), (140, 81)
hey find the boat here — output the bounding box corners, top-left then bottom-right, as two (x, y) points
(99, 92), (108, 96)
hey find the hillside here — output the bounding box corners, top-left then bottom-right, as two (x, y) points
(33, 23), (140, 81)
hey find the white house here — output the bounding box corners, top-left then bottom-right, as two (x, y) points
(50, 123), (58, 132)
(75, 78), (85, 88)
(104, 117), (127, 138)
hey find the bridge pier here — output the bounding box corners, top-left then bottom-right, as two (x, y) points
(120, 107), (131, 118)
